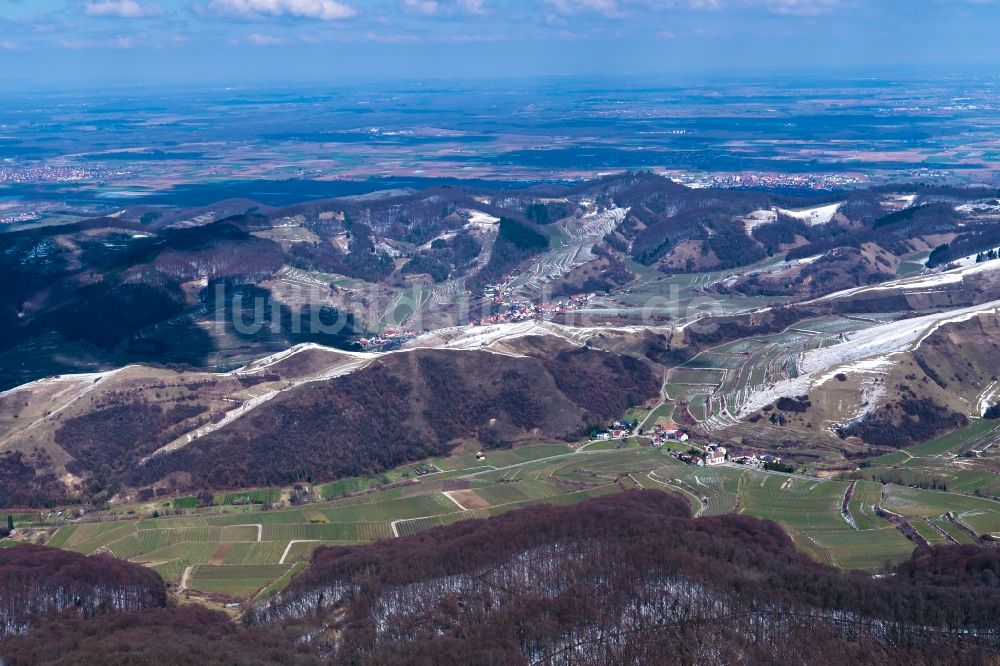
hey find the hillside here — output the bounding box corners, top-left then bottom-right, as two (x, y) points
(732, 307), (1000, 451)
(136, 343), (660, 494)
(4, 174), (1000, 394)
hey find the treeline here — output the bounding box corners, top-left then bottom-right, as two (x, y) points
(136, 358), (437, 491)
(684, 306), (809, 348)
(401, 232), (482, 284)
(524, 202), (569, 225)
(287, 223), (394, 282)
(838, 396), (969, 448)
(927, 225), (1000, 267)
(153, 221), (283, 283)
(0, 452), (66, 508)
(250, 491), (1000, 665)
(0, 605), (318, 666)
(0, 545), (166, 641)
(472, 217), (548, 289)
(785, 202), (960, 263)
(542, 347), (660, 427)
(870, 470), (950, 491)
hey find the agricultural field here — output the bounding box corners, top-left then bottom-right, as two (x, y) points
(38, 447), (665, 599)
(847, 480), (891, 530)
(861, 419), (1000, 499)
(662, 313), (912, 436)
(647, 462), (1000, 571)
(802, 528), (916, 571)
(187, 564), (296, 598)
(669, 367), (727, 386)
(34, 434), (1000, 603)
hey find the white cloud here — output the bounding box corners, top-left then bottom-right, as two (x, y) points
(541, 0), (721, 17)
(244, 32), (286, 44)
(759, 0), (839, 15)
(401, 0), (488, 15)
(202, 0), (357, 20)
(364, 30), (421, 43)
(544, 0), (623, 16)
(542, 0), (838, 17)
(402, 0), (439, 14)
(81, 0), (163, 18)
(58, 34), (143, 48)
(1, 41), (21, 50)
(456, 0), (488, 13)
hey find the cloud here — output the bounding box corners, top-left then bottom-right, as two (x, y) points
(81, 0), (163, 18)
(759, 0), (839, 15)
(58, 34), (144, 48)
(401, 0), (488, 15)
(364, 30), (421, 43)
(402, 0), (439, 14)
(1, 41), (21, 50)
(544, 0), (623, 16)
(200, 0), (357, 20)
(540, 0), (721, 18)
(243, 32), (286, 44)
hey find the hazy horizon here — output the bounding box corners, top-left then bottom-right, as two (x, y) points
(2, 0), (999, 87)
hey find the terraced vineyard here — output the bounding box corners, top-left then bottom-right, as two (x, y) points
(672, 314), (910, 432)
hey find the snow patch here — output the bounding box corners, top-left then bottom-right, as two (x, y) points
(464, 209), (500, 230)
(978, 381), (1000, 417)
(742, 209), (778, 234)
(812, 256), (1000, 303)
(813, 356), (895, 386)
(739, 300), (1000, 417)
(775, 202), (843, 226)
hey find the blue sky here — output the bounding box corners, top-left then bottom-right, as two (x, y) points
(1, 0), (999, 85)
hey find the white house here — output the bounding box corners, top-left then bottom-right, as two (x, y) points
(706, 449), (727, 466)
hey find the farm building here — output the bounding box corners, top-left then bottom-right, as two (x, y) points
(705, 447), (727, 466)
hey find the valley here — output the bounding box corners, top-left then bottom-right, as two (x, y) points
(4, 172), (1000, 599)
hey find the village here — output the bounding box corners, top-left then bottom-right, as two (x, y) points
(589, 419), (788, 471)
(358, 328), (418, 351)
(476, 275), (597, 326)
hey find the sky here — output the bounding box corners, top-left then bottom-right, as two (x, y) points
(1, 0), (999, 86)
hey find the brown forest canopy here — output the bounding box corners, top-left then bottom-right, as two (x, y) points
(0, 544), (166, 641)
(3, 494), (1000, 664)
(251, 491), (1000, 665)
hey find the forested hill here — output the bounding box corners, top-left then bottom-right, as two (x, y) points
(249, 491), (1000, 665)
(136, 344), (660, 493)
(0, 545), (166, 640)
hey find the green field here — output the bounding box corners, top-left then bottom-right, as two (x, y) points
(649, 463), (1000, 571)
(187, 564), (295, 598)
(804, 527), (916, 571)
(847, 480), (891, 530)
(32, 435), (1000, 599)
(669, 367), (727, 386)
